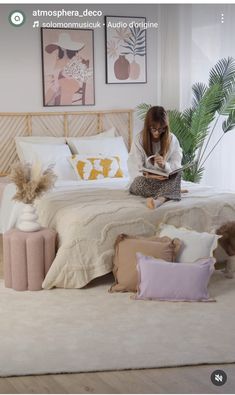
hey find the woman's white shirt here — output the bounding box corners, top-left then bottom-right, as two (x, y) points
(127, 131), (183, 180)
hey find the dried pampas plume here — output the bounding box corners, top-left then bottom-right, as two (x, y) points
(9, 162), (57, 204)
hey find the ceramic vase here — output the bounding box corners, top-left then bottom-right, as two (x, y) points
(114, 55), (130, 80)
(129, 60), (140, 80)
(17, 203), (41, 232)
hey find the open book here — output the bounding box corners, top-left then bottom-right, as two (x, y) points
(141, 156), (192, 178)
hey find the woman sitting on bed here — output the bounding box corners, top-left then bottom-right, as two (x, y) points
(128, 106), (183, 209)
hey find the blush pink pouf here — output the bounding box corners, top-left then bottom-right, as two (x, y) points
(3, 228), (57, 291)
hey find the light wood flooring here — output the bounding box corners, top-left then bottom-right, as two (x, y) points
(0, 236), (234, 394)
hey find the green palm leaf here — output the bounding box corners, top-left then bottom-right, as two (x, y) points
(136, 103), (152, 121)
(183, 164), (204, 183)
(219, 88), (235, 115)
(190, 83), (223, 150)
(209, 57), (235, 91)
(222, 109), (235, 133)
(182, 108), (194, 127)
(168, 110), (193, 163)
(192, 82), (208, 109)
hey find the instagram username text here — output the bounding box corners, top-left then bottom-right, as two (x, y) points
(32, 9), (102, 18)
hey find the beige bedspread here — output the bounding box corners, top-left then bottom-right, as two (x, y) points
(34, 182), (235, 289)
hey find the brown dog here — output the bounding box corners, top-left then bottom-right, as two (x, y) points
(216, 221), (235, 256)
(215, 221), (235, 278)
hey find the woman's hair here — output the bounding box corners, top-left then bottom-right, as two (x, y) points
(142, 106), (171, 159)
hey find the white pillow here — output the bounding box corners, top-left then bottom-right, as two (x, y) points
(15, 137), (66, 162)
(69, 136), (129, 176)
(17, 142), (76, 180)
(66, 127), (116, 154)
(156, 224), (220, 263)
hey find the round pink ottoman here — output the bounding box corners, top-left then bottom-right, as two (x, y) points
(3, 228), (57, 291)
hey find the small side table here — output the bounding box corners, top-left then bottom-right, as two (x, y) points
(3, 228), (57, 291)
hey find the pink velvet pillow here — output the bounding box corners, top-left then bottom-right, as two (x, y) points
(135, 253), (215, 302)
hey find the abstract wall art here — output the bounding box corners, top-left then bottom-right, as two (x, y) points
(41, 28), (95, 106)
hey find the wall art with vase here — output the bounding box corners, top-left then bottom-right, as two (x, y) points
(105, 16), (147, 84)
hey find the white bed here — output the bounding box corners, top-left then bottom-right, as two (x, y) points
(1, 110), (235, 289)
(1, 178), (235, 289)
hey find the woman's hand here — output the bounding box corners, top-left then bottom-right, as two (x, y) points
(154, 155), (165, 168)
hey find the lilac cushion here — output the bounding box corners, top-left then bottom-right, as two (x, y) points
(135, 253), (215, 302)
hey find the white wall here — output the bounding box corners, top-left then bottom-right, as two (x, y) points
(158, 5), (180, 110)
(0, 4), (160, 134)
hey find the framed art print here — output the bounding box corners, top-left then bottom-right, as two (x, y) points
(105, 16), (147, 84)
(41, 28), (95, 106)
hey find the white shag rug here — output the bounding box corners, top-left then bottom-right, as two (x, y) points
(0, 272), (235, 377)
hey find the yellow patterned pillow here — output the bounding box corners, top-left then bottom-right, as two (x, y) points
(69, 155), (124, 180)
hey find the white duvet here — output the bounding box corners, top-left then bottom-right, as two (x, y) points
(1, 178), (235, 289)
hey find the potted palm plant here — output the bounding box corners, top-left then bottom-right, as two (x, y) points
(137, 57), (235, 182)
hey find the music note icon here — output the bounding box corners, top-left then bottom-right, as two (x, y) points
(33, 21), (39, 28)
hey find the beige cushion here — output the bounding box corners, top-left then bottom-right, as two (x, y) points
(109, 234), (181, 293)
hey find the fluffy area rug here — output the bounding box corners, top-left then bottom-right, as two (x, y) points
(0, 272), (235, 377)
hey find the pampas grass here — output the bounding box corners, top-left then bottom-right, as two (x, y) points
(9, 161), (57, 204)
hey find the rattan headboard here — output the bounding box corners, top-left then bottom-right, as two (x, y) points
(0, 109), (133, 176)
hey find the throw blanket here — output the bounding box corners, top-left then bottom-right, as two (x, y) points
(32, 183), (235, 289)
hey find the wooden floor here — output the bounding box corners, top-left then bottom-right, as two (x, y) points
(0, 236), (234, 394)
(0, 365), (235, 394)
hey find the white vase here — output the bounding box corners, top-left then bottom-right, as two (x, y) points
(17, 203), (41, 232)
